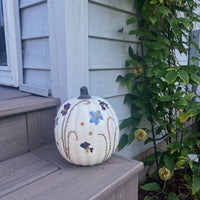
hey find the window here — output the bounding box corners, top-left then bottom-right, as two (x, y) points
(0, 0), (7, 65)
(0, 0), (21, 87)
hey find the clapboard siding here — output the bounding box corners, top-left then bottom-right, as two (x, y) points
(105, 96), (131, 121)
(89, 38), (137, 69)
(24, 69), (51, 89)
(88, 0), (147, 158)
(19, 0), (51, 95)
(23, 38), (50, 70)
(21, 2), (48, 40)
(89, 0), (136, 14)
(20, 0), (46, 9)
(89, 69), (129, 98)
(88, 2), (137, 42)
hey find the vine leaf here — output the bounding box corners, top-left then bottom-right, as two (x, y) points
(168, 192), (180, 200)
(118, 134), (128, 151)
(178, 69), (189, 85)
(141, 183), (160, 191)
(190, 74), (200, 85)
(164, 155), (174, 175)
(126, 16), (137, 25)
(166, 71), (177, 84)
(159, 95), (171, 101)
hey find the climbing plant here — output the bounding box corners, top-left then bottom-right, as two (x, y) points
(116, 0), (200, 199)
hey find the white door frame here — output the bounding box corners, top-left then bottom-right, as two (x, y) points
(0, 0), (22, 87)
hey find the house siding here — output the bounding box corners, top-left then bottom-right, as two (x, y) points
(19, 0), (51, 94)
(88, 0), (152, 158)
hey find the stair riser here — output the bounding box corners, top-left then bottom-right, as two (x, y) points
(0, 107), (57, 161)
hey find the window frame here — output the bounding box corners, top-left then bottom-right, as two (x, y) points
(0, 0), (22, 87)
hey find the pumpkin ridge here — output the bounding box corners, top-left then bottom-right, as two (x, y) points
(62, 100), (90, 159)
(111, 126), (117, 155)
(107, 116), (114, 158)
(98, 133), (108, 161)
(67, 131), (78, 160)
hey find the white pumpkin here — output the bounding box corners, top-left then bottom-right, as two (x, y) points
(54, 86), (119, 166)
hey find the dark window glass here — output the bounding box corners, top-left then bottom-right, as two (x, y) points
(0, 0), (7, 65)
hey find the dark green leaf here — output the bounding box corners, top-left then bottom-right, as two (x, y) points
(126, 59), (138, 67)
(144, 196), (154, 200)
(174, 99), (187, 107)
(190, 73), (200, 85)
(126, 16), (137, 25)
(116, 75), (124, 82)
(128, 128), (135, 145)
(150, 15), (157, 24)
(159, 95), (171, 101)
(178, 69), (189, 85)
(168, 192), (180, 200)
(166, 71), (177, 84)
(157, 36), (170, 46)
(191, 41), (200, 51)
(184, 93), (195, 102)
(123, 94), (136, 104)
(157, 6), (169, 16)
(141, 183), (160, 191)
(143, 152), (161, 165)
(167, 142), (182, 154)
(119, 118), (133, 130)
(118, 134), (128, 151)
(184, 173), (191, 180)
(128, 46), (134, 58)
(150, 42), (166, 50)
(193, 174), (200, 193)
(172, 91), (185, 99)
(164, 155), (174, 175)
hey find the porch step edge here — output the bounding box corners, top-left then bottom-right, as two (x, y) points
(0, 96), (60, 118)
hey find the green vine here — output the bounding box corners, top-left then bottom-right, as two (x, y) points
(117, 0), (200, 199)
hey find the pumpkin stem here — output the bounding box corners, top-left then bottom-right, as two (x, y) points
(78, 86), (91, 99)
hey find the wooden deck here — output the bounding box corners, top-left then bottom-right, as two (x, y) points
(0, 144), (143, 200)
(0, 86), (144, 199)
(0, 86), (60, 161)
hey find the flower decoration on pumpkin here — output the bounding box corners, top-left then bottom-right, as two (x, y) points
(61, 103), (70, 116)
(80, 142), (93, 153)
(98, 100), (109, 110)
(89, 110), (103, 125)
(158, 167), (171, 181)
(134, 129), (147, 141)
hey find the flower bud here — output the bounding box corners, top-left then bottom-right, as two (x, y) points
(134, 129), (147, 141)
(158, 167), (171, 181)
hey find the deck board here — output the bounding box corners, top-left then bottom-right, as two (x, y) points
(0, 152), (58, 198)
(0, 86), (60, 118)
(0, 87), (31, 101)
(2, 144), (143, 200)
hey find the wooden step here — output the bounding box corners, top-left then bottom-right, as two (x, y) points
(0, 86), (60, 161)
(1, 144), (143, 200)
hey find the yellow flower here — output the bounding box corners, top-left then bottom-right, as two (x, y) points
(132, 64), (143, 77)
(158, 167), (171, 181)
(134, 129), (147, 141)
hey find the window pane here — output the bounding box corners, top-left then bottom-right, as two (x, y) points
(0, 0), (7, 66)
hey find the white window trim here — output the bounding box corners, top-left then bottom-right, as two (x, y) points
(0, 0), (22, 87)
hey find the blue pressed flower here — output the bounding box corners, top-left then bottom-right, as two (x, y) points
(98, 100), (109, 110)
(89, 110), (103, 125)
(61, 103), (70, 116)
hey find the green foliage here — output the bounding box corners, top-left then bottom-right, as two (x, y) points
(117, 0), (200, 198)
(140, 183), (160, 191)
